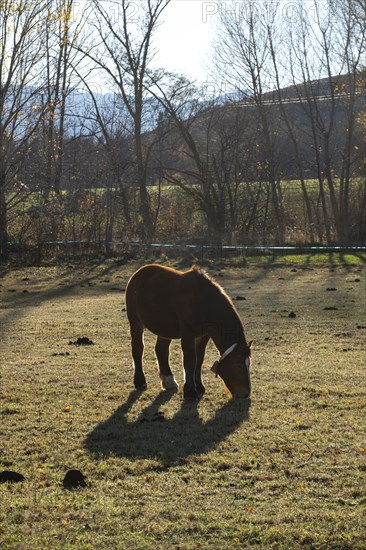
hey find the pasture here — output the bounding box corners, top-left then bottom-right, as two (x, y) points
(1, 255), (365, 549)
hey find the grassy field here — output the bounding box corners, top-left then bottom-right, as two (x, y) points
(0, 255), (365, 549)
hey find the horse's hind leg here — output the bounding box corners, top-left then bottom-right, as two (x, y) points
(129, 317), (147, 390)
(155, 337), (179, 392)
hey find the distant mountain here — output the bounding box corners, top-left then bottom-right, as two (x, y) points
(63, 87), (223, 136)
(215, 89), (253, 104)
(64, 89), (162, 136)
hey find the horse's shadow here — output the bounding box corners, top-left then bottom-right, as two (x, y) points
(85, 391), (250, 468)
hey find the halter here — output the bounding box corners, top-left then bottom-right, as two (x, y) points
(211, 343), (238, 375)
(219, 343), (238, 362)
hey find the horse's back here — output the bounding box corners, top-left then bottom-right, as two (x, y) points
(128, 263), (180, 283)
(126, 264), (184, 300)
(126, 264), (190, 339)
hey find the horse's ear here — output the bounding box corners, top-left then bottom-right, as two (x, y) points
(211, 361), (219, 377)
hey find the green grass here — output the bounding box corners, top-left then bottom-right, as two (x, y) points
(247, 253), (366, 266)
(1, 258), (365, 548)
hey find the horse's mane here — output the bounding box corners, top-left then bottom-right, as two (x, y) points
(189, 265), (245, 343)
(190, 265), (234, 305)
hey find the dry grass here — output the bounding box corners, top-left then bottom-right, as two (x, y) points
(0, 255), (365, 549)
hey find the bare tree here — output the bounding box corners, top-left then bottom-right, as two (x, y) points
(41, 0), (86, 199)
(287, 0), (365, 243)
(71, 82), (134, 252)
(80, 0), (171, 242)
(0, 0), (49, 262)
(214, 1), (286, 244)
(148, 77), (225, 244)
(212, 0), (365, 245)
(332, 0), (366, 241)
(265, 8), (316, 243)
(149, 74), (261, 245)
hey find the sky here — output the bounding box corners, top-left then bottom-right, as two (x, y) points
(77, 0), (322, 94)
(154, 0), (216, 83)
(76, 0), (217, 93)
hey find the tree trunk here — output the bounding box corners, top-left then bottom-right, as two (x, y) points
(135, 129), (154, 242)
(0, 174), (8, 263)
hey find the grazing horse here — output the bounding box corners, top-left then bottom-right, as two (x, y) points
(125, 264), (252, 399)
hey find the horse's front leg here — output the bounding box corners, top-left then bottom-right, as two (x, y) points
(129, 316), (147, 390)
(155, 336), (179, 392)
(181, 334), (198, 399)
(194, 334), (210, 395)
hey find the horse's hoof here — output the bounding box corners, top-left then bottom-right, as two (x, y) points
(136, 384), (147, 391)
(183, 385), (199, 400)
(160, 375), (179, 392)
(134, 380), (147, 391)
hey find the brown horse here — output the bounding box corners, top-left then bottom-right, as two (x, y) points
(125, 264), (252, 399)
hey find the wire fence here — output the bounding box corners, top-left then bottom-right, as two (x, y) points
(8, 239), (366, 264)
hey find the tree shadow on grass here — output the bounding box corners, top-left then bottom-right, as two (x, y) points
(84, 390), (250, 468)
(0, 260), (131, 338)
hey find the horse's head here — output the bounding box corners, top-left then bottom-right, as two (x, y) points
(211, 341), (252, 398)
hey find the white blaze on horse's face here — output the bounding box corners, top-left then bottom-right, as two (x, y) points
(211, 342), (252, 398)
